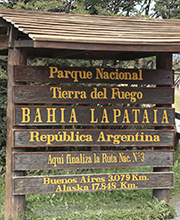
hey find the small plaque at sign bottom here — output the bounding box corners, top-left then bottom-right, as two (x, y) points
(13, 172), (174, 195)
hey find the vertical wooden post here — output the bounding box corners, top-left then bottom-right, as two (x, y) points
(4, 47), (27, 220)
(153, 53), (172, 203)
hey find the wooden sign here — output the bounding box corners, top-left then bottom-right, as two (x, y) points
(13, 150), (174, 171)
(13, 85), (174, 104)
(13, 172), (174, 195)
(13, 129), (174, 147)
(14, 106), (175, 126)
(14, 65), (174, 85)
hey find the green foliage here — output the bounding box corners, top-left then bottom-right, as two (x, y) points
(93, 5), (115, 16)
(71, 1), (89, 14)
(0, 0), (180, 19)
(0, 61), (7, 170)
(170, 150), (180, 197)
(173, 54), (180, 71)
(21, 199), (176, 219)
(0, 0), (153, 17)
(1, 0), (180, 20)
(0, 174), (5, 220)
(13, 0), (74, 12)
(154, 0), (180, 19)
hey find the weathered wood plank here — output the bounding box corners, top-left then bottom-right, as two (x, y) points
(153, 52), (172, 203)
(13, 172), (174, 195)
(13, 150), (174, 171)
(29, 34), (180, 44)
(14, 40), (34, 48)
(14, 65), (174, 85)
(14, 106), (175, 126)
(13, 85), (174, 104)
(8, 21), (180, 38)
(13, 129), (174, 147)
(0, 35), (8, 47)
(19, 28), (180, 38)
(5, 47), (27, 220)
(4, 19), (180, 37)
(34, 41), (180, 53)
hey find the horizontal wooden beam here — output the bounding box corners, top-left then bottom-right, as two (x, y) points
(21, 48), (158, 60)
(34, 41), (180, 53)
(0, 44), (170, 60)
(14, 39), (34, 48)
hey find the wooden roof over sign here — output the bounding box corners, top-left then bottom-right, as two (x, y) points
(0, 8), (180, 60)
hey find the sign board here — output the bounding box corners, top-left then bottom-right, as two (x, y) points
(13, 150), (174, 170)
(13, 85), (174, 104)
(13, 172), (174, 195)
(11, 65), (175, 207)
(14, 106), (175, 126)
(13, 129), (174, 147)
